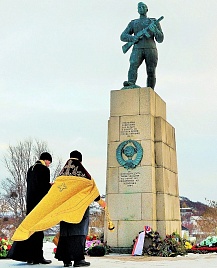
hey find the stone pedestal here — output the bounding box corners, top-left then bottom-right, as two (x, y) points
(104, 87), (181, 250)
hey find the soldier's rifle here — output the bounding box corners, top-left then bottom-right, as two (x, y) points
(122, 16), (164, 54)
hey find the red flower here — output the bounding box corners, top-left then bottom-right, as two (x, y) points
(7, 245), (12, 250)
(53, 248), (57, 253)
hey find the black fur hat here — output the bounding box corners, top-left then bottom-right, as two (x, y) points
(40, 152), (52, 163)
(70, 150), (82, 162)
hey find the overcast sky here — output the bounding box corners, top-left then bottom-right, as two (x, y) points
(0, 0), (217, 203)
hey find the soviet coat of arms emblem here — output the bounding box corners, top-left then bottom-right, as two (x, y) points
(116, 140), (143, 169)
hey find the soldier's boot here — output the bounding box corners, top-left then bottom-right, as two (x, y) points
(147, 76), (156, 90)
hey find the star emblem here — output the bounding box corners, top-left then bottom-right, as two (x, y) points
(58, 183), (67, 192)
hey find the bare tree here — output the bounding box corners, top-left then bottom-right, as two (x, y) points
(196, 199), (217, 240)
(1, 138), (62, 223)
(0, 196), (11, 218)
(89, 202), (105, 238)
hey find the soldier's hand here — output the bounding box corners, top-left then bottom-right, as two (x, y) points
(133, 35), (139, 42)
(98, 199), (107, 208)
(149, 23), (157, 33)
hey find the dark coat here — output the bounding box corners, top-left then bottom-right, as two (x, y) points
(60, 207), (90, 236)
(58, 158), (100, 237)
(55, 158), (101, 262)
(26, 160), (51, 214)
(60, 192), (100, 236)
(8, 160), (51, 262)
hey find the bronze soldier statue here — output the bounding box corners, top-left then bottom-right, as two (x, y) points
(120, 2), (164, 90)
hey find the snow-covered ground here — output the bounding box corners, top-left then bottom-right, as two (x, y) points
(2, 242), (217, 267)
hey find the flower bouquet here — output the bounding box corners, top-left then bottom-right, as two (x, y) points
(0, 237), (12, 258)
(52, 235), (110, 256)
(85, 235), (107, 256)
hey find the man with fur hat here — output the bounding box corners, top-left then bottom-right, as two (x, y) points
(8, 152), (53, 265)
(54, 150), (106, 267)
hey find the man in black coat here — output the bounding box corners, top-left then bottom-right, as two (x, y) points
(26, 152), (52, 214)
(55, 150), (102, 267)
(8, 152), (53, 265)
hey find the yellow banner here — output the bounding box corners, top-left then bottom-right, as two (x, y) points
(12, 176), (100, 241)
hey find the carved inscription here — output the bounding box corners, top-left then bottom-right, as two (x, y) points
(121, 121), (140, 137)
(119, 171), (140, 187)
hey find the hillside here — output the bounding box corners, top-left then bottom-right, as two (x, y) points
(180, 196), (208, 215)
